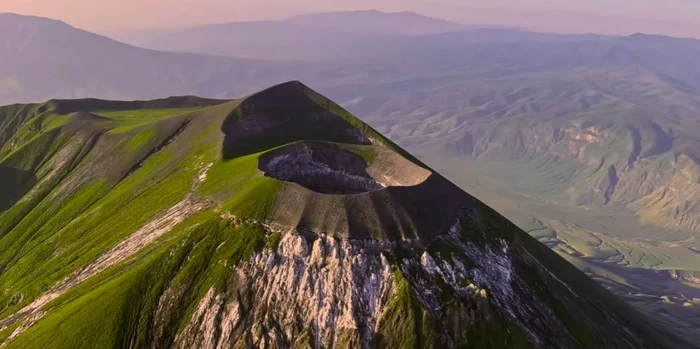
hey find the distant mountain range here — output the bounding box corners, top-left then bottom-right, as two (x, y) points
(287, 10), (467, 35)
(144, 10), (614, 61)
(0, 13), (284, 104)
(145, 10), (468, 61)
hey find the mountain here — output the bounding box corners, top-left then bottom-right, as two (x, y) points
(287, 10), (465, 35)
(143, 12), (612, 61)
(97, 27), (182, 47)
(145, 20), (368, 61)
(144, 10), (469, 61)
(0, 13), (284, 106)
(0, 81), (688, 348)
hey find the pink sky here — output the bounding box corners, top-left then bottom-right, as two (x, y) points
(2, 0), (700, 38)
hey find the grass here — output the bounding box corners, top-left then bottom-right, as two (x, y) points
(198, 150), (284, 221)
(1, 128), (67, 171)
(0, 320), (22, 343)
(96, 107), (205, 129)
(266, 232), (283, 251)
(0, 97), (251, 346)
(121, 127), (155, 153)
(0, 104), (225, 320)
(95, 108), (200, 120)
(373, 269), (435, 349)
(5, 213), (268, 349)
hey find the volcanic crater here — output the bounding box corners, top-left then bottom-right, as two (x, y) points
(258, 141), (429, 195)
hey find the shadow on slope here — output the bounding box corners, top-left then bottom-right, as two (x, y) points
(221, 81), (373, 159)
(49, 96), (226, 115)
(0, 165), (36, 213)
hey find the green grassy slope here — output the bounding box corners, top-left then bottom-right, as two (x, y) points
(0, 97), (225, 323)
(0, 82), (410, 347)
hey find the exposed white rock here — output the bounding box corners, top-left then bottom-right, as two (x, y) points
(0, 162), (214, 345)
(0, 198), (206, 346)
(198, 162), (213, 182)
(176, 233), (396, 349)
(420, 252), (438, 275)
(174, 287), (242, 349)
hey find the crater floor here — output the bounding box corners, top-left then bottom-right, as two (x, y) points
(259, 141), (427, 195)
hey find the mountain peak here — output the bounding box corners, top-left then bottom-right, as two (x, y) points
(216, 82), (467, 240)
(221, 80), (385, 158)
(246, 80), (309, 98)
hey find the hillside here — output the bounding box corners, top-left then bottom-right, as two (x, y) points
(0, 81), (688, 348)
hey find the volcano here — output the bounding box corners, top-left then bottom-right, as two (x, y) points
(0, 81), (688, 348)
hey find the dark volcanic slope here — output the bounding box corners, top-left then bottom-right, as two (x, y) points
(258, 140), (468, 240)
(0, 81), (690, 348)
(221, 81), (469, 240)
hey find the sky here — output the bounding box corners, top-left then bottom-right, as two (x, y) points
(2, 0), (700, 39)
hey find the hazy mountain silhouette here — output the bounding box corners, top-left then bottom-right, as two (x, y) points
(0, 13), (283, 104)
(287, 10), (465, 35)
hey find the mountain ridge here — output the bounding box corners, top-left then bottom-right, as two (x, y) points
(286, 10), (465, 35)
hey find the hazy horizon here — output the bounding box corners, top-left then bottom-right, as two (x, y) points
(2, 0), (700, 39)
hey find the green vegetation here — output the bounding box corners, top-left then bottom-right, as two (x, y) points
(0, 100), (227, 323)
(198, 151), (284, 221)
(121, 126), (155, 153)
(0, 321), (23, 343)
(5, 215), (266, 349)
(100, 107), (206, 134)
(266, 232), (283, 251)
(374, 269), (436, 349)
(95, 107), (205, 122)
